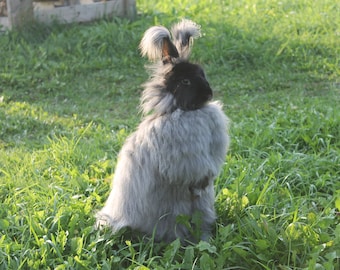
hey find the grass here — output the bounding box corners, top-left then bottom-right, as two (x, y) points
(0, 0), (339, 269)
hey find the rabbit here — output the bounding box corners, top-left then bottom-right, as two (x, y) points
(96, 19), (230, 243)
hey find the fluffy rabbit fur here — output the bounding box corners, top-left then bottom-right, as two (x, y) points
(96, 19), (230, 243)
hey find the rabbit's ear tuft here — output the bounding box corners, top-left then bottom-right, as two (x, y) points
(171, 19), (201, 59)
(140, 26), (178, 63)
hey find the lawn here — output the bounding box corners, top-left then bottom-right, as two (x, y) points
(0, 0), (339, 269)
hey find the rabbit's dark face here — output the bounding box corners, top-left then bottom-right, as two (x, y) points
(165, 62), (213, 111)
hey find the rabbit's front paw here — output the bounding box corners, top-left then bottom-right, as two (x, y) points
(189, 176), (211, 200)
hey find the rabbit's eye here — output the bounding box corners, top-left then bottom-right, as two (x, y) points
(181, 79), (191, 86)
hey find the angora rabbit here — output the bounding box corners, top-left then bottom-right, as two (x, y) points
(96, 19), (230, 243)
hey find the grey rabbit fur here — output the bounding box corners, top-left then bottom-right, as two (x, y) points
(96, 19), (230, 243)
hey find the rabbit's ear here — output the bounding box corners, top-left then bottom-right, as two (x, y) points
(171, 19), (201, 59)
(162, 37), (179, 64)
(140, 26), (178, 63)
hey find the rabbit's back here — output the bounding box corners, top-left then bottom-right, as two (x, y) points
(138, 101), (229, 185)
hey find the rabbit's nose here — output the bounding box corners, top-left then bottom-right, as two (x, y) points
(207, 87), (213, 100)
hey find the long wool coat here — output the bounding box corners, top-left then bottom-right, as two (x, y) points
(96, 101), (229, 242)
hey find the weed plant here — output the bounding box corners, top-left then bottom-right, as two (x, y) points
(0, 0), (339, 269)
